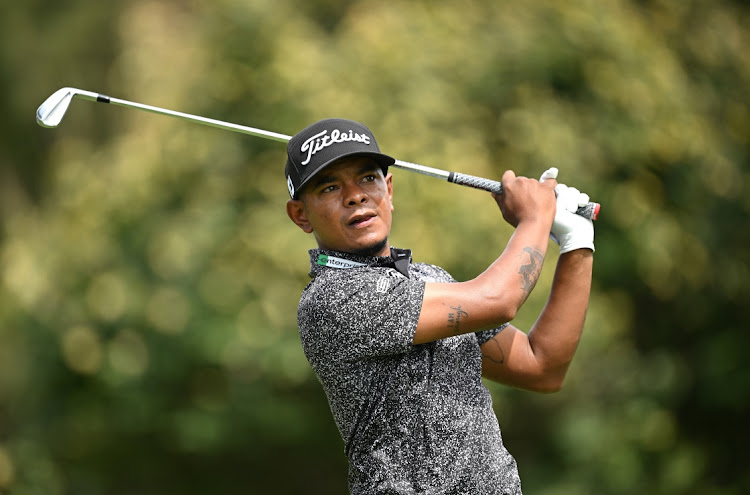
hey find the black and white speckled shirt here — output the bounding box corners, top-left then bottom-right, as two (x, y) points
(297, 247), (522, 495)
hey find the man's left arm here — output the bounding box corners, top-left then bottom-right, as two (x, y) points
(480, 179), (595, 392)
(479, 249), (593, 392)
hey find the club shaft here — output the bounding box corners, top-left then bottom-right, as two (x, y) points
(79, 92), (499, 190)
(43, 88), (599, 219)
(78, 92), (481, 185)
(89, 92), (292, 143)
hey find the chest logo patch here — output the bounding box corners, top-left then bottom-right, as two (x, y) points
(376, 277), (391, 294)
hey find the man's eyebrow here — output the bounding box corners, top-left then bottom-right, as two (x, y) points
(308, 173), (336, 189)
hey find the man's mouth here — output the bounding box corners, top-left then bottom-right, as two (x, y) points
(348, 212), (377, 228)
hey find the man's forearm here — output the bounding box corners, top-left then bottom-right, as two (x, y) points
(470, 218), (553, 324)
(527, 249), (593, 386)
(414, 219), (553, 344)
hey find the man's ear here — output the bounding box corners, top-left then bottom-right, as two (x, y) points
(286, 199), (314, 233)
(385, 172), (394, 213)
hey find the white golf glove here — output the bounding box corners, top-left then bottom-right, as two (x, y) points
(539, 168), (595, 254)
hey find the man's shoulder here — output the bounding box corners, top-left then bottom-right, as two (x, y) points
(409, 261), (455, 283)
(300, 264), (382, 304)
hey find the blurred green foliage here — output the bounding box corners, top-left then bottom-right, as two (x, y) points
(1, 0), (749, 493)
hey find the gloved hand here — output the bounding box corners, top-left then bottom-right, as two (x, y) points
(539, 168), (595, 254)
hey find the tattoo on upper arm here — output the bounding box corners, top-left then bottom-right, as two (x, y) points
(481, 335), (505, 364)
(518, 246), (544, 296)
(446, 305), (468, 334)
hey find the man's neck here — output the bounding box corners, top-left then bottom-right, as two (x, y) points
(333, 239), (390, 258)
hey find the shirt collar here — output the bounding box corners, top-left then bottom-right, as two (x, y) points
(308, 247), (412, 278)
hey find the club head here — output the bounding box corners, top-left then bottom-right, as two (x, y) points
(36, 87), (77, 128)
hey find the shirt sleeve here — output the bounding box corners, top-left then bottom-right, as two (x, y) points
(474, 324), (510, 346)
(298, 269), (426, 362)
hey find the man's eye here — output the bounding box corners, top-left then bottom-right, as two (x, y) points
(362, 175), (376, 182)
(321, 185), (337, 193)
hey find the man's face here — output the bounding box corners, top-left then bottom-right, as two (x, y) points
(286, 156), (394, 257)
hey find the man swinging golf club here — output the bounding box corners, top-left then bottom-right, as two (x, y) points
(285, 118), (594, 495)
(34, 85), (597, 494)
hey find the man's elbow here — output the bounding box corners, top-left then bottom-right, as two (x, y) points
(489, 292), (522, 324)
(531, 379), (564, 394)
(526, 371), (568, 394)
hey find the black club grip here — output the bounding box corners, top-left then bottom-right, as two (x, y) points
(448, 171), (600, 221)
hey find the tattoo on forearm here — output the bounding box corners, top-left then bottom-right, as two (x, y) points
(518, 246), (544, 296)
(446, 305), (468, 334)
(481, 335), (505, 364)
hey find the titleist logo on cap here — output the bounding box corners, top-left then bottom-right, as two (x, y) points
(300, 129), (372, 166)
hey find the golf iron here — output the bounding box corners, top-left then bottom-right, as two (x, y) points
(36, 87), (600, 220)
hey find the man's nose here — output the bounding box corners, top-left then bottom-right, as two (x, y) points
(343, 183), (368, 206)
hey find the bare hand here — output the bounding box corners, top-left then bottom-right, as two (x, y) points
(492, 170), (557, 228)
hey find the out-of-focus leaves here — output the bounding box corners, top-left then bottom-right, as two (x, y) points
(1, 0), (749, 494)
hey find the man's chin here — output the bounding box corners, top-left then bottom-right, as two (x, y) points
(351, 238), (389, 257)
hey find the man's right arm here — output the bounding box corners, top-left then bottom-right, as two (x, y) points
(413, 170), (557, 344)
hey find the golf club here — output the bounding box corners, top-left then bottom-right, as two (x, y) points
(37, 87), (600, 220)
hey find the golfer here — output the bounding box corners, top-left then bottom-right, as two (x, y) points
(285, 118), (594, 495)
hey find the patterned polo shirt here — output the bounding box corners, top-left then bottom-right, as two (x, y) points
(297, 247), (522, 495)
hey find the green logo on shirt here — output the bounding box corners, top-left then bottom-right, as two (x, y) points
(316, 254), (366, 269)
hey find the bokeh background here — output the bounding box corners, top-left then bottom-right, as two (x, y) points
(1, 1), (748, 494)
